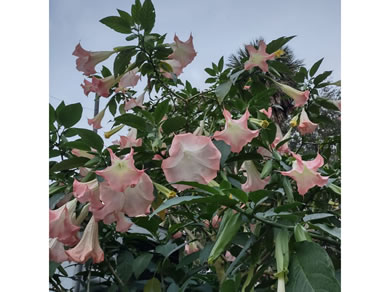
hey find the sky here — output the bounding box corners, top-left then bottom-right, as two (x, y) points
(50, 0), (340, 140)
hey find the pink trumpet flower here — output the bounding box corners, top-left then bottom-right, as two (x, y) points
(125, 92), (145, 111)
(161, 59), (184, 78)
(49, 238), (69, 263)
(73, 179), (103, 212)
(119, 128), (142, 149)
(260, 107), (272, 119)
(73, 43), (114, 76)
(88, 109), (105, 130)
(71, 149), (95, 160)
(298, 108), (318, 135)
(271, 125), (291, 154)
(65, 216), (104, 264)
(168, 34), (197, 68)
(241, 160), (271, 192)
(115, 69), (140, 93)
(213, 109), (259, 153)
(225, 251), (236, 262)
(275, 81), (309, 107)
(161, 133), (221, 191)
(82, 76), (117, 98)
(185, 242), (199, 255)
(95, 148), (144, 193)
(281, 152), (329, 195)
(49, 199), (80, 246)
(244, 40), (275, 73)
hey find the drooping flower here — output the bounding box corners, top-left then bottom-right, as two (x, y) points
(65, 216), (104, 264)
(241, 160), (271, 192)
(225, 251), (236, 262)
(161, 59), (184, 78)
(185, 242), (199, 255)
(271, 125), (291, 154)
(49, 238), (68, 263)
(204, 214), (221, 229)
(172, 231), (183, 239)
(73, 43), (114, 76)
(71, 149), (95, 159)
(257, 146), (272, 158)
(115, 69), (141, 93)
(275, 81), (309, 107)
(99, 210), (132, 233)
(168, 34), (197, 68)
(49, 199), (80, 246)
(260, 107), (272, 119)
(125, 92), (145, 111)
(161, 133), (221, 191)
(119, 128), (142, 149)
(93, 174), (154, 230)
(104, 124), (125, 139)
(73, 179), (103, 212)
(95, 148), (144, 193)
(280, 152), (329, 195)
(213, 109), (259, 153)
(82, 76), (117, 98)
(244, 40), (275, 73)
(298, 108), (318, 135)
(88, 109), (105, 130)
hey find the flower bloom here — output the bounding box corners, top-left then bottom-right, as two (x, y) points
(82, 76), (117, 98)
(49, 238), (69, 263)
(185, 242), (199, 255)
(260, 107), (272, 119)
(95, 148), (144, 193)
(204, 215), (221, 229)
(162, 133), (221, 191)
(275, 82), (309, 107)
(213, 109), (259, 153)
(49, 199), (80, 246)
(73, 43), (114, 76)
(281, 152), (329, 195)
(225, 251), (236, 262)
(298, 108), (318, 135)
(244, 40), (275, 73)
(65, 216), (104, 263)
(88, 109), (105, 130)
(257, 146), (272, 158)
(161, 59), (184, 78)
(172, 231), (183, 239)
(271, 125), (291, 154)
(73, 179), (103, 212)
(118, 128), (142, 149)
(93, 173), (154, 231)
(241, 160), (271, 192)
(71, 149), (95, 159)
(125, 92), (145, 111)
(115, 69), (140, 93)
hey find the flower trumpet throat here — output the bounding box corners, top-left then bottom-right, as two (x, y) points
(289, 114), (299, 127)
(153, 182), (177, 198)
(104, 124), (125, 139)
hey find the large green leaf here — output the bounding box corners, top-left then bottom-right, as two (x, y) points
(144, 277), (161, 292)
(50, 157), (89, 172)
(266, 35), (296, 53)
(100, 16), (132, 34)
(64, 128), (104, 152)
(116, 250), (134, 283)
(286, 242), (340, 292)
(309, 58), (323, 77)
(133, 253), (153, 279)
(140, 0), (156, 34)
(154, 99), (170, 124)
(115, 113), (147, 131)
(213, 140), (231, 167)
(49, 104), (56, 125)
(114, 49), (136, 77)
(215, 80), (232, 103)
(57, 103), (82, 128)
(162, 116), (186, 134)
(314, 71), (332, 86)
(150, 196), (203, 216)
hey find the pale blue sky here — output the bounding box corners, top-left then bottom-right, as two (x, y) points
(50, 0), (340, 138)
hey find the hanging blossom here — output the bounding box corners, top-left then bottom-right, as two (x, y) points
(281, 152), (329, 195)
(49, 199), (80, 246)
(274, 81), (309, 107)
(213, 109), (259, 153)
(115, 68), (141, 93)
(49, 238), (69, 263)
(162, 133), (221, 191)
(298, 108), (318, 135)
(73, 179), (103, 212)
(260, 107), (272, 119)
(95, 148), (144, 193)
(73, 43), (114, 76)
(88, 108), (106, 130)
(82, 75), (117, 98)
(204, 214), (221, 229)
(161, 34), (197, 78)
(114, 128), (142, 149)
(244, 40), (277, 73)
(271, 124), (291, 155)
(93, 173), (155, 232)
(71, 148), (96, 159)
(185, 242), (200, 255)
(125, 92), (145, 111)
(241, 160), (271, 192)
(65, 216), (104, 264)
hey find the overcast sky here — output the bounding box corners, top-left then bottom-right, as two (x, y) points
(50, 0), (340, 139)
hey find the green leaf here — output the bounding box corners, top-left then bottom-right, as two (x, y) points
(116, 250), (134, 283)
(154, 99), (170, 124)
(213, 140), (231, 167)
(314, 97), (340, 111)
(313, 223), (341, 240)
(204, 68), (216, 76)
(215, 80), (232, 103)
(282, 176), (294, 203)
(217, 56), (224, 72)
(140, 0), (156, 34)
(303, 213), (334, 222)
(286, 242), (341, 292)
(266, 35), (296, 53)
(294, 224), (312, 242)
(155, 242), (178, 258)
(64, 128), (104, 152)
(144, 277), (161, 292)
(162, 116), (186, 134)
(108, 97), (117, 116)
(131, 0), (142, 24)
(64, 140), (91, 151)
(100, 16), (132, 34)
(49, 261), (59, 277)
(134, 253), (153, 279)
(328, 183), (341, 195)
(249, 190), (273, 203)
(173, 181), (221, 196)
(224, 188), (248, 203)
(57, 103), (82, 128)
(101, 65), (112, 77)
(49, 104), (56, 125)
(49, 184), (66, 197)
(115, 113), (147, 131)
(229, 69), (245, 85)
(260, 122), (276, 145)
(309, 58), (324, 77)
(314, 71), (332, 86)
(208, 212), (242, 264)
(117, 9), (134, 26)
(50, 157), (89, 172)
(220, 279), (235, 292)
(114, 49), (136, 77)
(274, 228), (290, 275)
(150, 196), (204, 216)
(260, 160), (273, 179)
